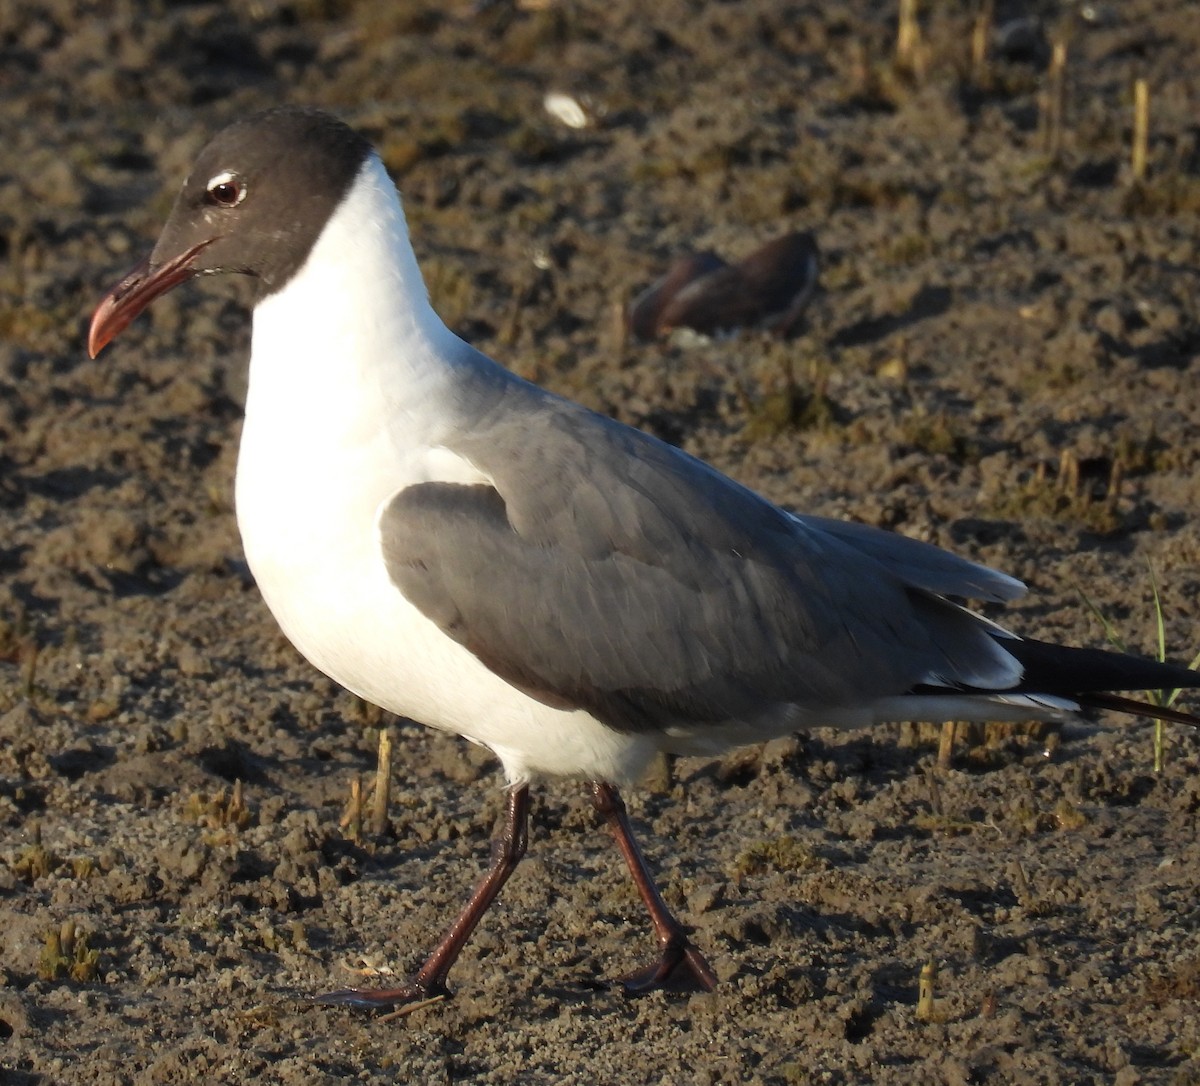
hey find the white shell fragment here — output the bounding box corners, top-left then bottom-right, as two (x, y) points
(543, 91), (590, 130)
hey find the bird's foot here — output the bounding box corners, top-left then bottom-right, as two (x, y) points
(310, 979), (450, 1017)
(619, 937), (717, 996)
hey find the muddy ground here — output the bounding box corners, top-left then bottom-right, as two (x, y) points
(2, 1), (1200, 1082)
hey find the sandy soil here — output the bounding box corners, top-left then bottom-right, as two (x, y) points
(2, 1), (1200, 1083)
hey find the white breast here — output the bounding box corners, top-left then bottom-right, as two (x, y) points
(232, 156), (657, 786)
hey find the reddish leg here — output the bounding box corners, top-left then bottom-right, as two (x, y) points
(590, 781), (717, 994)
(313, 784), (530, 1010)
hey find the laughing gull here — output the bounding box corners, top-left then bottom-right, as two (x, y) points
(88, 106), (1200, 1010)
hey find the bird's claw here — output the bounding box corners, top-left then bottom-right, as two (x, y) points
(619, 939), (717, 996)
(310, 981), (450, 1016)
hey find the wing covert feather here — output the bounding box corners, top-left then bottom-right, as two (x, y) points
(380, 393), (1019, 733)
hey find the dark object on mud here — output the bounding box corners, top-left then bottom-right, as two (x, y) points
(627, 231), (819, 340)
(87, 107), (1200, 1016)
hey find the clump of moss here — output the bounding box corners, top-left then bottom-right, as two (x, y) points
(985, 449), (1126, 535)
(883, 233), (931, 266)
(898, 410), (979, 463)
(733, 836), (824, 881)
(740, 351), (842, 441)
(1142, 958), (1200, 1005)
(10, 822), (100, 885)
(13, 840), (59, 882)
(1122, 176), (1200, 216)
(1113, 425), (1182, 475)
(1004, 796), (1064, 837)
(183, 780), (251, 833)
(900, 720), (1055, 766)
(744, 384), (840, 440)
(1053, 797), (1088, 831)
(38, 921), (100, 983)
(911, 812), (978, 836)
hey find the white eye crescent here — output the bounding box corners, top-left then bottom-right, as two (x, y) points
(206, 171), (246, 208)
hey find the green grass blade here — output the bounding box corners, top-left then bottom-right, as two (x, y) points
(1075, 584), (1130, 656)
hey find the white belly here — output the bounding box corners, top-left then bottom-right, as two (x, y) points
(233, 416), (657, 787)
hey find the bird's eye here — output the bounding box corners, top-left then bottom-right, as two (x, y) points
(206, 172), (245, 208)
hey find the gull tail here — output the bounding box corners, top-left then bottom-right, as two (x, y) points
(1003, 637), (1200, 727)
(1075, 692), (1200, 728)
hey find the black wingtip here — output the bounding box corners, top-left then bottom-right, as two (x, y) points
(1004, 637), (1200, 701)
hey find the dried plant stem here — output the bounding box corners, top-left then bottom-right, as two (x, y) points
(1104, 458), (1124, 515)
(379, 993), (447, 1022)
(1132, 78), (1149, 183)
(347, 774), (363, 843)
(372, 728), (393, 837)
(1041, 40), (1068, 158)
(896, 0), (924, 78)
(971, 0), (993, 84)
(230, 779), (245, 823)
(917, 959), (937, 1020)
(20, 638), (38, 699)
(937, 721), (956, 770)
(1011, 860), (1032, 906)
(1058, 448), (1080, 496)
(926, 767), (942, 815)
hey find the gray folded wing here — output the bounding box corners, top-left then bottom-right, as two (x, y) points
(379, 389), (1023, 735)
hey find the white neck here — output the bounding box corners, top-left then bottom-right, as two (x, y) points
(235, 151), (490, 594)
(246, 153), (464, 450)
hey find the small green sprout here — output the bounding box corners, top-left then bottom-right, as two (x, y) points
(1077, 561), (1200, 772)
